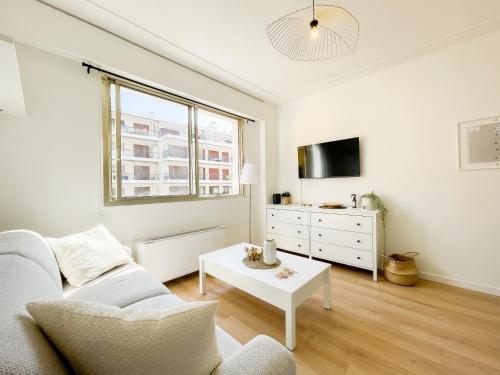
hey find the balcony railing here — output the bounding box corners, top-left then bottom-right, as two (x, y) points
(116, 125), (190, 138)
(120, 149), (160, 159)
(121, 173), (160, 181)
(121, 126), (157, 138)
(199, 157), (232, 163)
(114, 173), (189, 181)
(162, 150), (188, 159)
(198, 129), (233, 144)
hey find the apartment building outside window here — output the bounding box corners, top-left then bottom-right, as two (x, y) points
(102, 75), (243, 205)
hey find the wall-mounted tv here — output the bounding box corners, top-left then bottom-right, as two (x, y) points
(298, 137), (360, 178)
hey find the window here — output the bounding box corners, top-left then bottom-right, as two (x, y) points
(165, 145), (188, 159)
(103, 75), (242, 205)
(169, 186), (189, 195)
(134, 186), (150, 197)
(134, 165), (150, 180)
(169, 165), (188, 180)
(208, 168), (219, 180)
(133, 144), (151, 158)
(208, 150), (219, 161)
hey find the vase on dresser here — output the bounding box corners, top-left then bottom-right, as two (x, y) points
(360, 197), (374, 211)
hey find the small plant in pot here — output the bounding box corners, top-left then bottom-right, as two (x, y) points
(360, 191), (387, 222)
(281, 192), (291, 205)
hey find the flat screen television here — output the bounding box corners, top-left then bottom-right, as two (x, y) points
(298, 137), (360, 178)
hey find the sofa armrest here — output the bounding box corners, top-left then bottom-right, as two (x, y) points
(211, 335), (295, 375)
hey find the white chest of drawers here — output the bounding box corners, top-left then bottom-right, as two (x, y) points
(266, 204), (384, 281)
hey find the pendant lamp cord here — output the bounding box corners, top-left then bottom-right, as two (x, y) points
(312, 0), (315, 19)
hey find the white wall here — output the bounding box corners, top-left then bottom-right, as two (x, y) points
(0, 0), (276, 246)
(277, 30), (500, 294)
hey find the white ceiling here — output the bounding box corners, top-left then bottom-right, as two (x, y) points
(42, 0), (500, 104)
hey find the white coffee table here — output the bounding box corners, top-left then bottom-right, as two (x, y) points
(199, 243), (331, 350)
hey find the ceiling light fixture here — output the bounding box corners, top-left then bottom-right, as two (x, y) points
(266, 0), (359, 61)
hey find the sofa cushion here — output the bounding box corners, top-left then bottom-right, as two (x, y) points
(27, 299), (222, 375)
(124, 294), (242, 360)
(46, 224), (133, 287)
(64, 263), (169, 307)
(0, 255), (69, 375)
(123, 293), (185, 310)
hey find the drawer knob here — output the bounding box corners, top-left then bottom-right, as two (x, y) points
(319, 219), (322, 222)
(298, 230), (301, 234)
(357, 223), (361, 226)
(271, 226), (275, 229)
(319, 249), (323, 252)
(319, 233), (322, 237)
(271, 214), (274, 216)
(357, 256), (361, 260)
(298, 217), (301, 220)
(357, 240), (361, 243)
(298, 244), (301, 247)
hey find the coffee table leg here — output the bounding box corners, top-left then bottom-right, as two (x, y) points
(285, 306), (296, 350)
(199, 258), (206, 295)
(323, 270), (331, 310)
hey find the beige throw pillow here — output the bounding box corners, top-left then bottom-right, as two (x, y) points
(46, 224), (133, 287)
(27, 300), (222, 375)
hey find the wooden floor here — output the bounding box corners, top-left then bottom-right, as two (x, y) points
(166, 264), (500, 375)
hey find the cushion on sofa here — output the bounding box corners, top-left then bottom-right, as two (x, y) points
(64, 263), (169, 307)
(27, 299), (222, 375)
(46, 224), (133, 287)
(124, 294), (242, 360)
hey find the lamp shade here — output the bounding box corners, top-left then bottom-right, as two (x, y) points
(240, 162), (259, 184)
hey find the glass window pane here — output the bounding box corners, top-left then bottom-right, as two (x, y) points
(197, 109), (240, 196)
(116, 86), (191, 198)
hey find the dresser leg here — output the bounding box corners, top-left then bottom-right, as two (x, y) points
(372, 268), (378, 282)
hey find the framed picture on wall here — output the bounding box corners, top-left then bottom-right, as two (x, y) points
(457, 116), (500, 170)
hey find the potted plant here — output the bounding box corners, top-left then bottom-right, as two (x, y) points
(361, 191), (387, 222)
(281, 192), (292, 205)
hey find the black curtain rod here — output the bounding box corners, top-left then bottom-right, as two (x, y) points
(82, 62), (255, 123)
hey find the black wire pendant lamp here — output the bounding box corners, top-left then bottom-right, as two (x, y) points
(266, 1), (359, 61)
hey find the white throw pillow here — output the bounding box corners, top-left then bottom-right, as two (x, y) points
(27, 300), (222, 375)
(46, 224), (133, 287)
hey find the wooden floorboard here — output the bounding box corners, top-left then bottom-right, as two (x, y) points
(166, 264), (500, 375)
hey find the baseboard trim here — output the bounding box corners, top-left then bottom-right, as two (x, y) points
(419, 272), (500, 297)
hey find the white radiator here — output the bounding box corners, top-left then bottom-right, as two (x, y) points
(133, 226), (228, 283)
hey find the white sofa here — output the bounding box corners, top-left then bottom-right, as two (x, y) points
(0, 230), (296, 375)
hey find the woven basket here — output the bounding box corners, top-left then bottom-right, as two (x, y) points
(383, 252), (419, 286)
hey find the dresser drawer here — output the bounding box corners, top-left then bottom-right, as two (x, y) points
(311, 227), (373, 251)
(267, 222), (309, 240)
(311, 212), (372, 234)
(267, 208), (309, 225)
(311, 242), (373, 269)
(266, 233), (309, 256)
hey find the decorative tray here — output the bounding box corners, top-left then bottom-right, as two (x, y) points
(242, 257), (281, 270)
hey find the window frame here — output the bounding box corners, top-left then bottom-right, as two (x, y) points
(101, 74), (244, 206)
